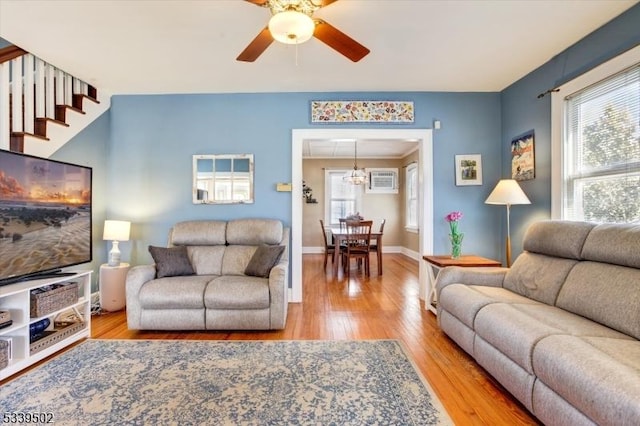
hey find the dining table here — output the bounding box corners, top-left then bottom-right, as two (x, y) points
(329, 227), (383, 276)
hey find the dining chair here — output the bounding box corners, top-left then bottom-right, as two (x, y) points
(369, 218), (386, 255)
(319, 219), (335, 269)
(341, 220), (373, 277)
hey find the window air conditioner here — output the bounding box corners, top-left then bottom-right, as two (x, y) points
(366, 169), (398, 194)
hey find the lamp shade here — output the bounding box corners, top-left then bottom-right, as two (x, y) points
(268, 10), (315, 44)
(103, 220), (131, 242)
(485, 179), (531, 206)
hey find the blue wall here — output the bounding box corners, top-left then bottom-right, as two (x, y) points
(109, 92), (502, 266)
(501, 4), (640, 259)
(51, 110), (111, 289)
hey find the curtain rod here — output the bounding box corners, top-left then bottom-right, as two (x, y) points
(537, 88), (560, 99)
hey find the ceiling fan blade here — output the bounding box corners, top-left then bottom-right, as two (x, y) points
(317, 0), (339, 6)
(237, 27), (274, 62)
(313, 20), (370, 62)
(244, 0), (269, 5)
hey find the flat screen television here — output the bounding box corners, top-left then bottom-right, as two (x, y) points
(0, 149), (92, 286)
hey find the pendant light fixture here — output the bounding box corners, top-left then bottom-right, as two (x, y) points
(343, 140), (368, 185)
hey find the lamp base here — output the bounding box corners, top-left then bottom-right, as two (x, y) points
(108, 240), (121, 267)
(506, 235), (512, 268)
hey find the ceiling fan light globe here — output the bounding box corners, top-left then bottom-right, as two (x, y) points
(268, 10), (315, 44)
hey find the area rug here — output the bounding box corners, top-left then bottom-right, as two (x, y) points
(1, 339), (452, 425)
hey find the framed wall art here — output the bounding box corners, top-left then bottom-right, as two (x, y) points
(455, 154), (483, 186)
(511, 130), (535, 181)
(310, 101), (414, 123)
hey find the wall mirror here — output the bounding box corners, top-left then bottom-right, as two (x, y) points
(193, 154), (254, 204)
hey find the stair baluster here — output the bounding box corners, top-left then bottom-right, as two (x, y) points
(0, 44), (109, 157)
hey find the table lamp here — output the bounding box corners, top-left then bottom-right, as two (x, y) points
(485, 179), (531, 267)
(103, 220), (131, 267)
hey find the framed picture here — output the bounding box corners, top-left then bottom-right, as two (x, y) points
(455, 154), (483, 186)
(511, 130), (535, 181)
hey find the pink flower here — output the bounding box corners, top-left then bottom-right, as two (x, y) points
(445, 211), (463, 222)
(446, 211), (463, 237)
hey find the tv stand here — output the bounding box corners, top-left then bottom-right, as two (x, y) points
(21, 272), (77, 281)
(0, 270), (77, 287)
(0, 271), (92, 381)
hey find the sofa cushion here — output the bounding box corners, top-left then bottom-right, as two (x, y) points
(148, 245), (195, 278)
(474, 303), (631, 374)
(532, 381), (599, 426)
(439, 284), (537, 329)
(504, 253), (578, 305)
(170, 220), (227, 245)
(522, 220), (595, 260)
(226, 219), (283, 245)
(581, 222), (640, 269)
(474, 336), (536, 412)
(556, 261), (640, 339)
(204, 275), (270, 309)
(221, 246), (258, 276)
(139, 275), (213, 309)
(188, 246), (226, 276)
(244, 245), (285, 278)
(533, 335), (640, 425)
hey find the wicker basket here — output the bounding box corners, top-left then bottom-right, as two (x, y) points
(30, 282), (79, 318)
(0, 339), (8, 370)
(29, 321), (86, 355)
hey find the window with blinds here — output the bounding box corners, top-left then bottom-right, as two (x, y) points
(324, 170), (362, 225)
(562, 64), (640, 222)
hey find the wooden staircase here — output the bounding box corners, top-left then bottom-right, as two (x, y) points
(0, 44), (110, 158)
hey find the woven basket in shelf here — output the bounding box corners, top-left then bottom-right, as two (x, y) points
(0, 339), (8, 370)
(29, 321), (86, 355)
(30, 282), (79, 318)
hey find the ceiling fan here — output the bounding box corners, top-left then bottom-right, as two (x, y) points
(237, 0), (370, 63)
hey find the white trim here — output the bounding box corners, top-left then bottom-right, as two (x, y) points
(0, 62), (9, 150)
(292, 128), (433, 303)
(551, 44), (640, 219)
(401, 247), (421, 261)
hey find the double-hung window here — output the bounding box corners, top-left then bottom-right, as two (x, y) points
(553, 47), (640, 223)
(405, 163), (418, 231)
(324, 170), (362, 225)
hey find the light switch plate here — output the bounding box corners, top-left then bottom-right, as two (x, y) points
(276, 183), (292, 192)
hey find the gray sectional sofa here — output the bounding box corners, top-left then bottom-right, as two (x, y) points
(126, 218), (289, 331)
(436, 220), (640, 425)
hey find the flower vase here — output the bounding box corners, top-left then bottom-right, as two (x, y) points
(449, 233), (464, 259)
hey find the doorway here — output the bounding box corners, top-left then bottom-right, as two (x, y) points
(291, 128), (433, 303)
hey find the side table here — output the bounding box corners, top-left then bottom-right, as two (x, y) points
(422, 255), (501, 315)
(99, 263), (130, 312)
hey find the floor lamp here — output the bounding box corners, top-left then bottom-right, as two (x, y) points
(485, 179), (531, 267)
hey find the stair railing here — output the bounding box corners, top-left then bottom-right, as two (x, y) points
(0, 44), (95, 152)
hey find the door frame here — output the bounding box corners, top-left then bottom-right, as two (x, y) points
(291, 128), (433, 303)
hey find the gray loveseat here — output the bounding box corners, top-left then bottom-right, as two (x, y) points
(436, 220), (640, 425)
(126, 218), (289, 331)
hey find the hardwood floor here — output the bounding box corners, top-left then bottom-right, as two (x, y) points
(87, 253), (540, 425)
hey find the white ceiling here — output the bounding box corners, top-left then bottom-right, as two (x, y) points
(0, 0), (637, 96)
